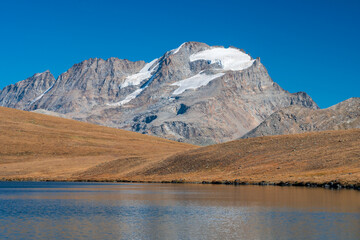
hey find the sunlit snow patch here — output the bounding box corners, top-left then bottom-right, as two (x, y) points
(122, 58), (158, 88)
(110, 88), (144, 106)
(171, 42), (186, 55)
(108, 59), (160, 107)
(171, 71), (225, 95)
(29, 82), (56, 105)
(190, 47), (255, 71)
(108, 59), (159, 107)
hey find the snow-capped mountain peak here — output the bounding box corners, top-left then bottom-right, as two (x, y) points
(0, 42), (318, 145)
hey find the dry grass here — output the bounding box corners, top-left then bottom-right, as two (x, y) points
(1, 107), (359, 185)
(0, 107), (196, 180)
(131, 129), (360, 185)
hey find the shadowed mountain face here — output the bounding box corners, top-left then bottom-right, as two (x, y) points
(0, 42), (318, 145)
(242, 98), (360, 138)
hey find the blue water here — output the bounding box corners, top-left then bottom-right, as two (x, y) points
(0, 182), (359, 240)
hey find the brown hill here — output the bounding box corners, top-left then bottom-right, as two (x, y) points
(0, 107), (196, 180)
(132, 129), (360, 185)
(1, 107), (359, 186)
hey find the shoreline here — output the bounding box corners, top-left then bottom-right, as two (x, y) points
(1, 178), (360, 191)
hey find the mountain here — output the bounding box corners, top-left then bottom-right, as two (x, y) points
(242, 98), (360, 138)
(0, 107), (195, 181)
(131, 129), (360, 185)
(0, 42), (318, 145)
(0, 70), (56, 109)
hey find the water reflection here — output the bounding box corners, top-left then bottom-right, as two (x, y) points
(0, 182), (359, 239)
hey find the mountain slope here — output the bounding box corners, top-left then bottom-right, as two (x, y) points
(0, 42), (318, 145)
(131, 129), (360, 185)
(0, 71), (55, 109)
(1, 107), (359, 185)
(0, 107), (196, 180)
(242, 98), (360, 138)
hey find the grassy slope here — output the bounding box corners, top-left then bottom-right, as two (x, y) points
(0, 107), (197, 180)
(1, 107), (359, 185)
(132, 129), (360, 185)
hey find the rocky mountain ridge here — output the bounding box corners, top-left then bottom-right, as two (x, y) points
(242, 98), (360, 138)
(0, 42), (318, 145)
(0, 70), (56, 109)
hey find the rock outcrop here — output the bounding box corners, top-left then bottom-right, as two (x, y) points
(242, 98), (360, 138)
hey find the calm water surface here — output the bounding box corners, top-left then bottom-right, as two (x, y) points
(0, 182), (359, 240)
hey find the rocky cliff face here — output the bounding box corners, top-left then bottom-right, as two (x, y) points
(0, 71), (55, 109)
(0, 42), (318, 145)
(28, 58), (146, 116)
(242, 98), (360, 138)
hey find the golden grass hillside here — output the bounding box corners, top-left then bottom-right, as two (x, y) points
(1, 107), (359, 185)
(132, 129), (360, 185)
(0, 107), (197, 180)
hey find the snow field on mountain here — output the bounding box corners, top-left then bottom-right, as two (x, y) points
(171, 71), (225, 95)
(122, 58), (158, 88)
(190, 47), (255, 71)
(113, 88), (143, 106)
(171, 47), (255, 95)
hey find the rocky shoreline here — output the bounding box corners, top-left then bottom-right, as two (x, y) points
(2, 178), (360, 191)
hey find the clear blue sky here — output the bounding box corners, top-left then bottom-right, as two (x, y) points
(0, 0), (359, 108)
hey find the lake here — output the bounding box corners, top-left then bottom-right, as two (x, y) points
(0, 182), (359, 240)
